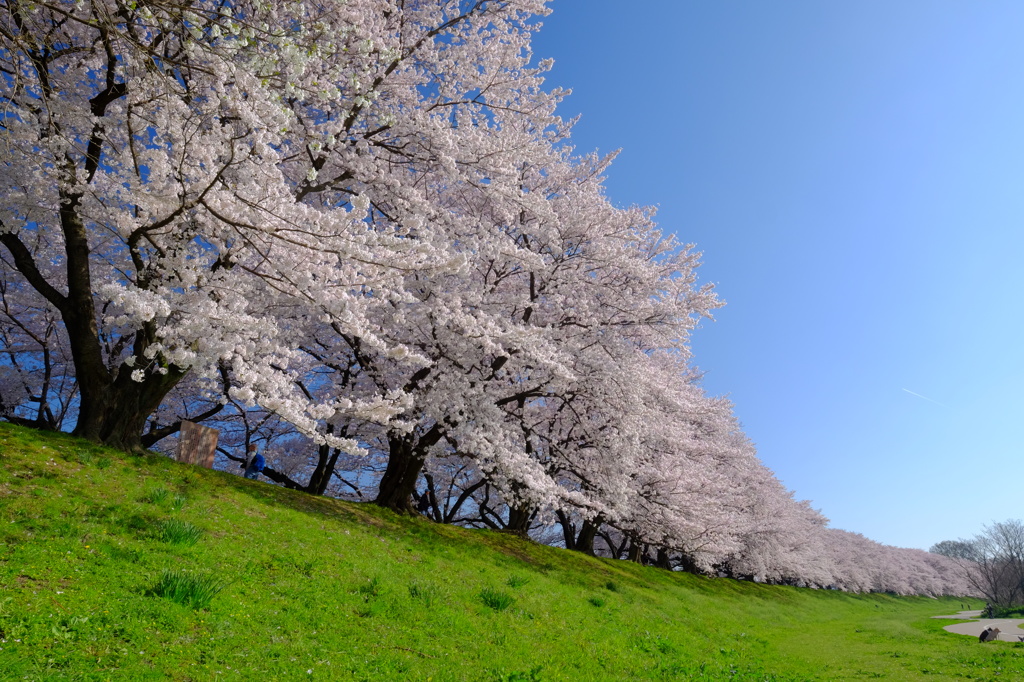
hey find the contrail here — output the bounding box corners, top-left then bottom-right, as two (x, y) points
(902, 388), (950, 409)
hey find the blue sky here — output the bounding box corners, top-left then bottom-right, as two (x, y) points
(533, 1), (1024, 550)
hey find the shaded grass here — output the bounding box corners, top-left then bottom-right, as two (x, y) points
(0, 422), (1010, 681)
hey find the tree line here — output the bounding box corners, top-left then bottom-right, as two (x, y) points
(0, 0), (971, 596)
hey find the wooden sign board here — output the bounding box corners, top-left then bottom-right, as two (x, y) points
(176, 421), (218, 469)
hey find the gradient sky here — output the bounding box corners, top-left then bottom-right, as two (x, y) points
(532, 1), (1024, 550)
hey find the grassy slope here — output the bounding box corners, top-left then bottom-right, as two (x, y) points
(0, 423), (1017, 681)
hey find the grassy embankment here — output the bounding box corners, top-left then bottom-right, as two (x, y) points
(0, 422), (1016, 681)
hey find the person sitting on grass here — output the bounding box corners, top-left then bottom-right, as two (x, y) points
(242, 444), (266, 480)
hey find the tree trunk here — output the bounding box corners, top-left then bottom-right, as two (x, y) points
(73, 360), (185, 452)
(374, 425), (444, 514)
(306, 442), (343, 496)
(626, 536), (643, 563)
(505, 505), (534, 536)
(675, 551), (700, 575)
(374, 435), (426, 514)
(555, 509), (577, 550)
(574, 518), (599, 556)
(421, 473), (443, 522)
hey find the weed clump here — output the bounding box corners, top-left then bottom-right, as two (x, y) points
(506, 575), (529, 589)
(150, 569), (224, 609)
(356, 576), (382, 599)
(408, 583), (436, 606)
(143, 487), (170, 505)
(480, 587), (515, 611)
(159, 518), (203, 546)
(497, 666), (544, 681)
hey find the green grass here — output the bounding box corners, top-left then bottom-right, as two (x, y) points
(0, 422), (1015, 680)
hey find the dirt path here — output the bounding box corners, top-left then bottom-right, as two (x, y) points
(932, 610), (1024, 642)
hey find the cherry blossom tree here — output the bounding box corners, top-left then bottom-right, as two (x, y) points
(326, 144), (721, 512)
(0, 0), (557, 450)
(716, 479), (834, 586)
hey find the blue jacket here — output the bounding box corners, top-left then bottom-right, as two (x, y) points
(251, 453), (265, 472)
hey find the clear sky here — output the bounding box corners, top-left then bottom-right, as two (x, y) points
(532, 1), (1024, 550)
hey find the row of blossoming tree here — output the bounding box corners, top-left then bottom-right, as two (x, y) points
(0, 0), (970, 596)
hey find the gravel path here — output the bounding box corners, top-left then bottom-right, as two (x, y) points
(932, 610), (1024, 642)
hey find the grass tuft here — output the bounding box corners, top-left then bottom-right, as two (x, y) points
(143, 487), (170, 505)
(158, 518), (203, 546)
(506, 575), (529, 589)
(496, 666), (544, 682)
(588, 596), (606, 607)
(356, 576), (382, 599)
(480, 587), (515, 611)
(149, 569), (224, 610)
(408, 583), (435, 606)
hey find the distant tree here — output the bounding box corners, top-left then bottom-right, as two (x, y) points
(933, 521), (1024, 609)
(0, 261), (76, 430)
(970, 518), (1019, 606)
